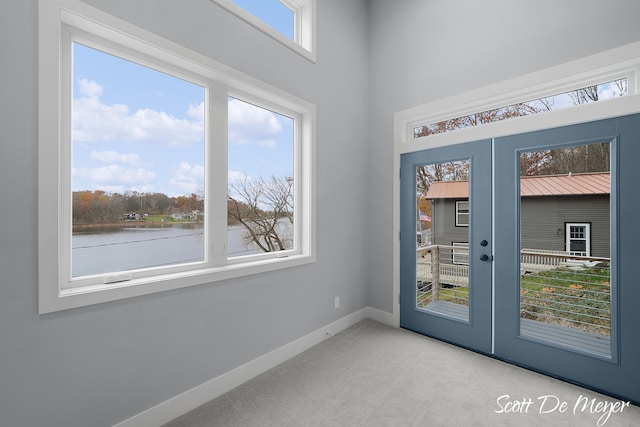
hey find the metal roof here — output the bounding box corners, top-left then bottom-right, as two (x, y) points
(425, 172), (610, 199)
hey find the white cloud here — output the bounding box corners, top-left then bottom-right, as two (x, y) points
(188, 101), (205, 122)
(169, 161), (205, 195)
(73, 164), (156, 188)
(598, 81), (625, 100)
(228, 170), (250, 185)
(90, 150), (143, 167)
(72, 79), (204, 146)
(78, 78), (103, 97)
(228, 98), (282, 147)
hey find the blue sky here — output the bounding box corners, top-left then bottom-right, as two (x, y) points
(232, 0), (295, 40)
(72, 41), (294, 198)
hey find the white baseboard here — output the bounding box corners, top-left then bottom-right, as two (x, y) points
(114, 307), (387, 427)
(364, 306), (396, 326)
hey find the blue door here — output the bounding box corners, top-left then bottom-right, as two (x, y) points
(400, 114), (640, 403)
(400, 139), (493, 354)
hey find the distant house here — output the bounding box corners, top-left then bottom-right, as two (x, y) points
(171, 211), (199, 221)
(425, 172), (610, 257)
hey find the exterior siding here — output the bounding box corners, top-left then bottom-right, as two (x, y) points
(430, 198), (470, 246)
(520, 195), (610, 257)
(433, 195), (609, 257)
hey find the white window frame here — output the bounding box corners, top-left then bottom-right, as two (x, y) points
(452, 242), (469, 265)
(392, 41), (640, 327)
(38, 0), (316, 313)
(209, 0), (316, 62)
(566, 223), (591, 257)
(455, 200), (469, 227)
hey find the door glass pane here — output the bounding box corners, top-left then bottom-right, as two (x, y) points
(416, 160), (470, 321)
(519, 141), (612, 357)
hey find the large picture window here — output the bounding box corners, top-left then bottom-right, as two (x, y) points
(39, 0), (315, 313)
(71, 42), (207, 279)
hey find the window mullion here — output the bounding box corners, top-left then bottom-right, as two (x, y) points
(209, 84), (230, 266)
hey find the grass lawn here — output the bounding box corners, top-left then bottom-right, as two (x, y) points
(145, 215), (177, 223)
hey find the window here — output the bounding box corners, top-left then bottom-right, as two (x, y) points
(395, 42), (640, 150)
(231, 0), (295, 40)
(227, 97), (296, 258)
(455, 201), (469, 227)
(71, 42), (207, 278)
(452, 242), (469, 265)
(413, 79), (628, 138)
(209, 0), (316, 62)
(39, 0), (315, 313)
(566, 223), (591, 256)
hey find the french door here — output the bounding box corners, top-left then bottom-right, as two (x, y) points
(400, 114), (640, 403)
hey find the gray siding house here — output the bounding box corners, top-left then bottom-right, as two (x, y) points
(425, 172), (610, 257)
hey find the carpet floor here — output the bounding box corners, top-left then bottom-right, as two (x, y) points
(164, 319), (640, 427)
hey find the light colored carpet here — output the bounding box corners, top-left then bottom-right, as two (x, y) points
(164, 319), (640, 426)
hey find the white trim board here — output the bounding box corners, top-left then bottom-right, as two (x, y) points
(113, 307), (393, 427)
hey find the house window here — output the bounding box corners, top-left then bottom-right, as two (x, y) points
(210, 0), (316, 61)
(455, 201), (469, 227)
(566, 223), (591, 256)
(38, 0), (315, 313)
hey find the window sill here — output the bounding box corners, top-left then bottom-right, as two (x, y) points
(40, 253), (315, 314)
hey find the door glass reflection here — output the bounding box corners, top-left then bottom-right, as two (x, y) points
(416, 160), (470, 321)
(519, 141), (612, 357)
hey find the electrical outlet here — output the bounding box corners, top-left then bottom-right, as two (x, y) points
(334, 296), (340, 309)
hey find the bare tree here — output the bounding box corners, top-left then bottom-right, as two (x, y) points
(417, 160), (469, 195)
(569, 85), (599, 105)
(228, 175), (293, 252)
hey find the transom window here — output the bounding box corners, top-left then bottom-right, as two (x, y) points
(231, 0), (295, 40)
(210, 0), (316, 61)
(38, 0), (315, 313)
(413, 79), (628, 138)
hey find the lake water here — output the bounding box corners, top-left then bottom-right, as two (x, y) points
(72, 224), (274, 277)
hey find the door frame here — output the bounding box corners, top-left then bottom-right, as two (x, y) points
(392, 41), (640, 329)
(396, 114), (640, 404)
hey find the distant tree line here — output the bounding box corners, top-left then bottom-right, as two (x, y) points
(72, 190), (204, 224)
(73, 175), (295, 254)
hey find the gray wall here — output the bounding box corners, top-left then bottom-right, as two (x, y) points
(367, 0), (640, 312)
(0, 1), (369, 426)
(3, 1), (640, 425)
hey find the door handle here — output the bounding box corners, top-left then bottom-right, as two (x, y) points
(480, 254), (492, 261)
